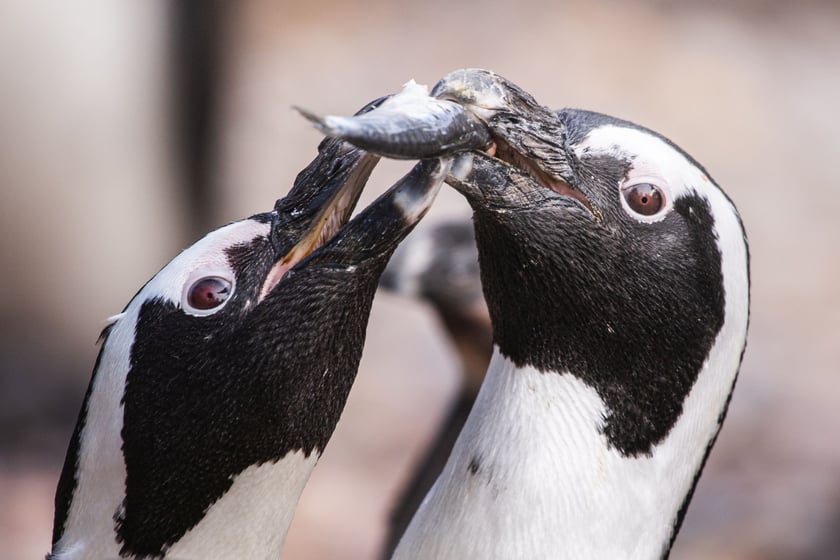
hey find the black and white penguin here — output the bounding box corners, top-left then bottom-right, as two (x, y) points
(48, 102), (452, 558)
(303, 69), (750, 559)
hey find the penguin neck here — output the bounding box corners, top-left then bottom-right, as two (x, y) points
(394, 346), (732, 560)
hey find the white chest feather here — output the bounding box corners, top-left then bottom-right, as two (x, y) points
(165, 452), (318, 559)
(52, 314), (135, 560)
(54, 448), (317, 560)
(394, 342), (741, 560)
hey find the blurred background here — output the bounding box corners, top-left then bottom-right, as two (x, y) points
(1, 0), (838, 558)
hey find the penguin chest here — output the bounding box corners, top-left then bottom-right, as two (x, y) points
(395, 350), (721, 560)
(53, 452), (317, 559)
(163, 452), (318, 559)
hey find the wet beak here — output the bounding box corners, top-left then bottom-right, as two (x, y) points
(259, 97), (395, 299)
(260, 139), (379, 299)
(299, 158), (451, 269)
(261, 91), (452, 299)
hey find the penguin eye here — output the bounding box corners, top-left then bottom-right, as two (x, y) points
(621, 182), (664, 217)
(185, 276), (233, 314)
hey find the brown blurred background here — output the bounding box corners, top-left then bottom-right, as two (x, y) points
(1, 0), (838, 558)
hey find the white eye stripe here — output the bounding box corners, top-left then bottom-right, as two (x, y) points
(576, 125), (724, 224)
(576, 125), (711, 201)
(127, 219), (269, 314)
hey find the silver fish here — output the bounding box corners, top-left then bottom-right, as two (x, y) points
(296, 79), (492, 159)
(298, 69), (571, 177)
(297, 68), (591, 215)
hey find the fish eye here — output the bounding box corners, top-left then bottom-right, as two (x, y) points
(184, 276), (233, 315)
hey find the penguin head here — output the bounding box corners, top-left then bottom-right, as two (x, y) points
(51, 96), (447, 557)
(447, 102), (750, 457)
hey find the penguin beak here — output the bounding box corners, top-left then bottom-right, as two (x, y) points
(431, 69), (593, 215)
(297, 69), (596, 216)
(259, 139), (379, 300)
(260, 94), (450, 300)
(303, 157), (450, 267)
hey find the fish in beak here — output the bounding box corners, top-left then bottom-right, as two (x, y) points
(297, 69), (598, 219)
(264, 95), (455, 301)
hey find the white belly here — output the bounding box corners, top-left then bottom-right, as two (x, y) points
(166, 452), (318, 559)
(393, 347), (735, 560)
(53, 452), (317, 559)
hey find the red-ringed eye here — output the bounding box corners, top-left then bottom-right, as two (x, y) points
(622, 183), (664, 216)
(187, 277), (232, 311)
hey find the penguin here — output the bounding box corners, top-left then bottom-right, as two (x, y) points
(378, 220), (491, 558)
(48, 96), (457, 559)
(302, 68), (750, 559)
